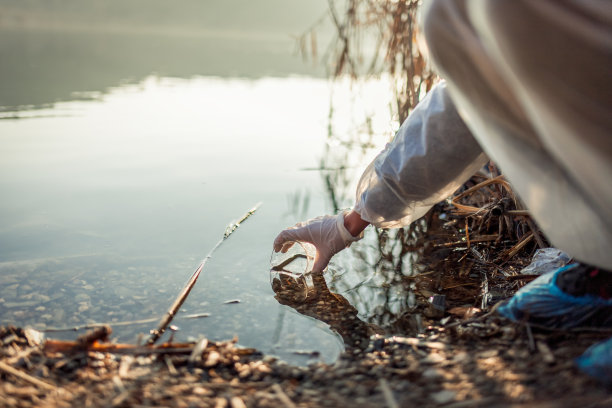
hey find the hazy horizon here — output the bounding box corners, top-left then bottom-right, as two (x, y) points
(0, 1), (334, 111)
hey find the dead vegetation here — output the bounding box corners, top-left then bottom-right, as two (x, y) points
(2, 299), (611, 407)
(298, 0), (437, 122)
(401, 169), (550, 320)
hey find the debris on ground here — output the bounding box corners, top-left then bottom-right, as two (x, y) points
(1, 320), (611, 407)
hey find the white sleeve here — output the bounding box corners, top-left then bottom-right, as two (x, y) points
(354, 81), (488, 228)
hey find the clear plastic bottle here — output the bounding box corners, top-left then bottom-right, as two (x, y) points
(270, 242), (317, 303)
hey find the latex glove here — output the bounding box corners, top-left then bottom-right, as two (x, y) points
(273, 211), (363, 272)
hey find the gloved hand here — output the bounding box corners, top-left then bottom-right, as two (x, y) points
(273, 211), (363, 272)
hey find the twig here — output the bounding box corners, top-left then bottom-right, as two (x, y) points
(188, 337), (208, 363)
(164, 355), (178, 375)
(147, 203), (261, 345)
(526, 218), (546, 249)
(110, 390), (129, 407)
(498, 232), (533, 263)
(271, 383), (297, 408)
(118, 356), (133, 379)
(44, 339), (195, 355)
(444, 302), (504, 329)
(379, 378), (399, 408)
(451, 175), (513, 215)
(536, 341), (555, 364)
(327, 0), (357, 76)
(144, 260), (203, 345)
(443, 282), (479, 290)
(77, 325), (111, 348)
(112, 375), (126, 393)
(433, 235), (499, 248)
(469, 247), (510, 276)
(480, 272), (489, 310)
(505, 210), (530, 216)
(6, 346), (36, 366)
(43, 312), (211, 333)
(505, 274), (540, 281)
(0, 361), (59, 393)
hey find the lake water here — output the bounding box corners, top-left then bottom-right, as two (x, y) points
(0, 7), (416, 365)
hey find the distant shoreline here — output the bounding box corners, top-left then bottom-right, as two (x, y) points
(0, 21), (301, 42)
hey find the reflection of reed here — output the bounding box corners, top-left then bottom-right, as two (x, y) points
(321, 162), (549, 334)
(315, 105), (414, 332)
(284, 188), (311, 221)
(313, 33), (426, 332)
(327, 222), (426, 331)
(303, 1), (439, 331)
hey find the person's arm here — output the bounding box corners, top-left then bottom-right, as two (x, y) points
(343, 209), (370, 237)
(274, 82), (487, 271)
(354, 81), (487, 228)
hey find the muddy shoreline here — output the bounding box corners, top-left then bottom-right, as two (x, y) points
(1, 316), (611, 408)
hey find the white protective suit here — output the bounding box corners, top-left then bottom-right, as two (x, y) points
(355, 0), (612, 270)
(354, 82), (488, 227)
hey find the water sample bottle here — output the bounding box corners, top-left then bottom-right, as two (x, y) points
(270, 241), (317, 303)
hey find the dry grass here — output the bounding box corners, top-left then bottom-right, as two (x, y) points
(298, 0), (437, 122)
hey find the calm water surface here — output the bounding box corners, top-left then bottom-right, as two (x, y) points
(0, 21), (411, 364)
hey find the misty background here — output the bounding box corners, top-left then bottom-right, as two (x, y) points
(0, 0), (333, 111)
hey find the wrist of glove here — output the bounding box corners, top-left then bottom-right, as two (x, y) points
(273, 210), (364, 272)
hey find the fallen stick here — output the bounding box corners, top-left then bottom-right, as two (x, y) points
(44, 339), (196, 354)
(379, 378), (399, 408)
(433, 235), (499, 248)
(0, 361), (58, 392)
(526, 218), (546, 249)
(76, 325), (111, 347)
(536, 340), (555, 364)
(43, 337), (260, 355)
(492, 231), (534, 265)
(147, 202), (262, 345)
(445, 301), (504, 329)
(271, 383), (297, 408)
(451, 175), (513, 215)
(43, 312), (211, 333)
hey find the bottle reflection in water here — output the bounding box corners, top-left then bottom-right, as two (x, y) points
(270, 242), (317, 303)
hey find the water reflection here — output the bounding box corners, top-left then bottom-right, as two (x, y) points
(328, 222), (436, 338)
(271, 270), (382, 350)
(0, 74), (389, 366)
(0, 0), (411, 364)
(269, 226), (433, 351)
(262, 77), (428, 352)
(303, 78), (431, 338)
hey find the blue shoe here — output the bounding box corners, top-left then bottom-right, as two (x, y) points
(498, 264), (612, 329)
(576, 337), (612, 386)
